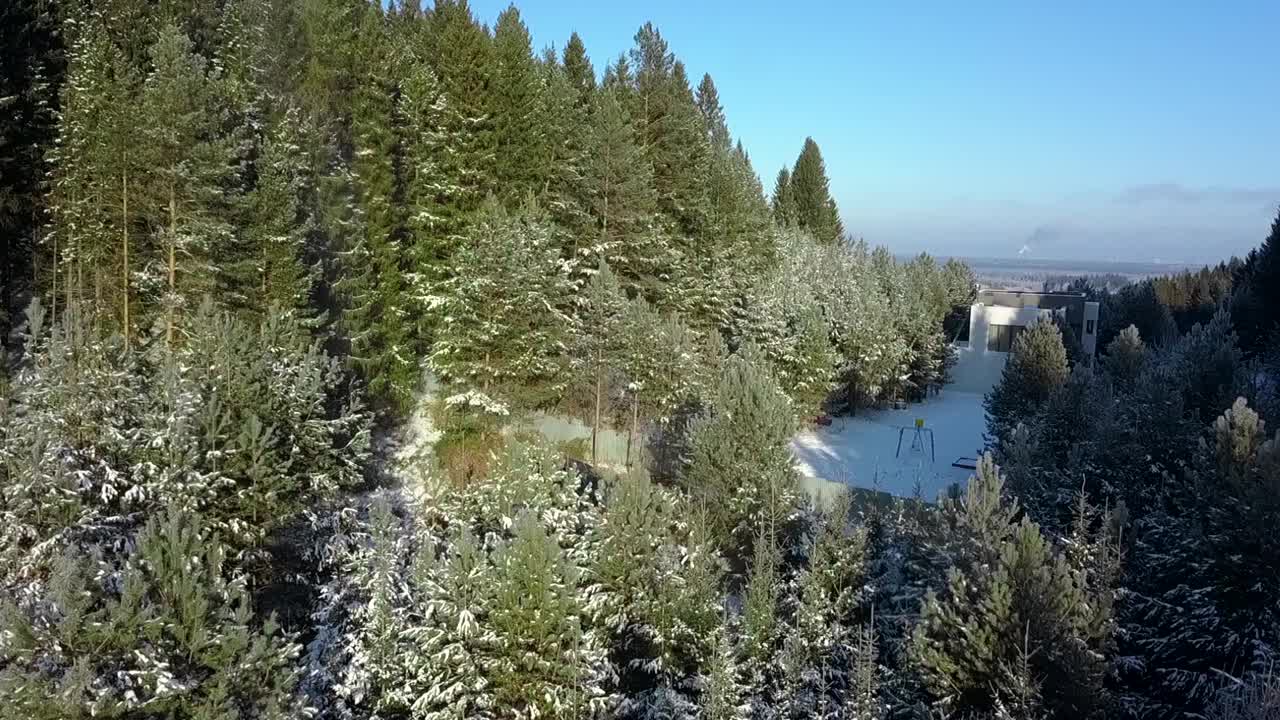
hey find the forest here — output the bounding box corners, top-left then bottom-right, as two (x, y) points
(2, 0), (1280, 718)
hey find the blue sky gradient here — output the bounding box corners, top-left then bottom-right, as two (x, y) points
(469, 1), (1280, 262)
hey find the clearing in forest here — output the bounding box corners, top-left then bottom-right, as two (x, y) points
(792, 390), (986, 502)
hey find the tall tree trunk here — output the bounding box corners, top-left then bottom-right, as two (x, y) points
(121, 163), (130, 351)
(592, 348), (602, 464)
(166, 185), (176, 346)
(626, 390), (639, 469)
(50, 227), (57, 323)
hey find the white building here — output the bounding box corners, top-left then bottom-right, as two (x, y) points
(949, 290), (1100, 394)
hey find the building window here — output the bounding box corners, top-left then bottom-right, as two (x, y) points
(1086, 319), (1095, 335)
(987, 324), (1021, 353)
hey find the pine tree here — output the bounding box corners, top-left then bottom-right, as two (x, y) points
(140, 21), (230, 346)
(0, 510), (306, 717)
(581, 86), (662, 294)
(910, 457), (1107, 719)
(46, 13), (140, 342)
(701, 625), (749, 720)
(787, 138), (843, 244)
(594, 471), (722, 716)
(1102, 324), (1147, 382)
(683, 345), (799, 552)
(577, 259), (628, 464)
(429, 203), (575, 414)
(486, 512), (609, 718)
(240, 106), (317, 319)
(985, 321), (1069, 443)
(780, 301), (838, 417)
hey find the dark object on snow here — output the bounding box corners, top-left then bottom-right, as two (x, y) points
(814, 414), (833, 426)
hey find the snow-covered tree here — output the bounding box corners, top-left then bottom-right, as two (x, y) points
(0, 510), (306, 717)
(429, 203), (576, 414)
(683, 345), (800, 552)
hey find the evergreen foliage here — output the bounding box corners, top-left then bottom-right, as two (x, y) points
(784, 138), (843, 244)
(0, 510), (306, 718)
(985, 321), (1069, 442)
(683, 346), (800, 552)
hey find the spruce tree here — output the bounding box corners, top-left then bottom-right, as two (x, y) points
(787, 137), (843, 243)
(490, 6), (549, 204)
(771, 167), (795, 226)
(423, 0), (495, 202)
(695, 72), (730, 149)
(338, 5), (418, 415)
(0, 0), (60, 348)
(562, 31), (596, 105)
(628, 24), (710, 239)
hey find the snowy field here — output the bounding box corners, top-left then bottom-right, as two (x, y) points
(792, 390), (987, 501)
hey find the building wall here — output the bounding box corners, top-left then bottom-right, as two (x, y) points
(1082, 301), (1100, 355)
(950, 301), (1101, 394)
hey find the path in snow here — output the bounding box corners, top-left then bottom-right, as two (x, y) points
(791, 390), (987, 502)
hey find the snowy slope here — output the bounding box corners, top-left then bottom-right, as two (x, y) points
(791, 390), (987, 501)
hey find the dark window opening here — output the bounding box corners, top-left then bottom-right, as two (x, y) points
(987, 323), (1021, 353)
(1086, 319), (1095, 335)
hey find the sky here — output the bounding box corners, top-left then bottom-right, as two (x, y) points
(468, 1), (1280, 264)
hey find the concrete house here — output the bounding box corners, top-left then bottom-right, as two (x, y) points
(949, 289), (1100, 394)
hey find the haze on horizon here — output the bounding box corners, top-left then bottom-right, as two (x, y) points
(472, 0), (1280, 264)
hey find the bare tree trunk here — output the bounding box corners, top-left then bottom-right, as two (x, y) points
(121, 163), (130, 351)
(592, 348), (603, 464)
(626, 391), (639, 469)
(50, 227), (57, 323)
(166, 185), (176, 347)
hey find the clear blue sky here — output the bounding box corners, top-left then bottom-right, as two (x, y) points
(469, 1), (1279, 263)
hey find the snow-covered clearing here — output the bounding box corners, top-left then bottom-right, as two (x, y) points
(791, 390), (987, 501)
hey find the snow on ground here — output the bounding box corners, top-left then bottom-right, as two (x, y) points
(791, 390), (987, 501)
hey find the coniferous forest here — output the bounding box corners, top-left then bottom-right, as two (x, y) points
(3, 1), (1280, 718)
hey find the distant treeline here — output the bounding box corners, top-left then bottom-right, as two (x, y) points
(1040, 233), (1280, 355)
